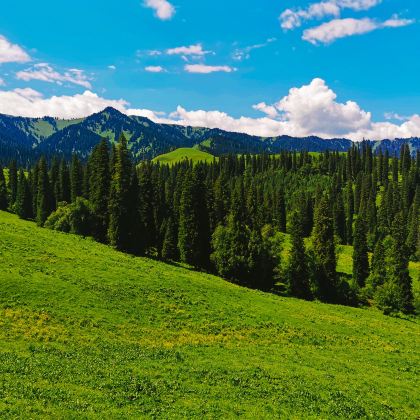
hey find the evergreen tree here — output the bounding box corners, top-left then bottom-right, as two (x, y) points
(107, 134), (136, 252)
(178, 165), (210, 268)
(15, 169), (32, 219)
(312, 194), (338, 302)
(57, 159), (71, 203)
(88, 139), (110, 242)
(285, 211), (312, 299)
(161, 216), (178, 261)
(36, 157), (52, 226)
(8, 160), (18, 207)
(352, 215), (369, 287)
(0, 164), (8, 210)
(70, 154), (83, 202)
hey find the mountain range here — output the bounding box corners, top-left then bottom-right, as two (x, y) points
(0, 106), (418, 164)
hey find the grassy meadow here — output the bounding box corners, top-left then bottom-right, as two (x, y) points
(0, 210), (419, 418)
(152, 148), (215, 166)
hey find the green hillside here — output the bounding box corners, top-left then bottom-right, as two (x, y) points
(0, 210), (419, 418)
(152, 148), (215, 165)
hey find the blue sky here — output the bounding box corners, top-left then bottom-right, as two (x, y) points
(0, 0), (419, 140)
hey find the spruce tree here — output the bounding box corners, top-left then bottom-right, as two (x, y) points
(58, 159), (71, 203)
(107, 134), (135, 251)
(178, 165), (210, 268)
(8, 160), (17, 207)
(161, 216), (178, 261)
(36, 157), (52, 226)
(15, 169), (32, 219)
(0, 164), (8, 210)
(312, 194), (338, 302)
(286, 211), (312, 299)
(70, 154), (83, 202)
(88, 139), (110, 242)
(352, 215), (369, 287)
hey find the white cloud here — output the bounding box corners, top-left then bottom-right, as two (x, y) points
(166, 43), (212, 57)
(252, 102), (279, 118)
(0, 89), (128, 119)
(143, 0), (175, 20)
(184, 64), (236, 74)
(0, 79), (419, 141)
(0, 35), (31, 64)
(145, 65), (166, 73)
(232, 38), (276, 61)
(108, 65), (116, 70)
(0, 78), (5, 87)
(279, 0), (382, 30)
(16, 63), (92, 88)
(302, 17), (414, 44)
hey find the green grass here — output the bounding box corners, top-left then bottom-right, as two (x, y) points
(152, 148), (215, 166)
(0, 210), (419, 418)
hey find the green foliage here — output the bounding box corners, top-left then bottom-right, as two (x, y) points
(15, 169), (32, 219)
(45, 198), (97, 237)
(0, 165), (8, 210)
(0, 210), (419, 418)
(352, 216), (370, 288)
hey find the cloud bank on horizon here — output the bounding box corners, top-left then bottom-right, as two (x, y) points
(0, 78), (419, 142)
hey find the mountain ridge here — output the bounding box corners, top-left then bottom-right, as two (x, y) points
(0, 106), (418, 164)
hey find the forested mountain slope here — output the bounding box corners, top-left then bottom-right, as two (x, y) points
(0, 210), (419, 418)
(0, 107), (419, 164)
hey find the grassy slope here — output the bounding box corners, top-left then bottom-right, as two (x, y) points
(152, 148), (215, 166)
(0, 211), (419, 419)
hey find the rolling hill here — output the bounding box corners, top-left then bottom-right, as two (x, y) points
(152, 147), (215, 165)
(0, 210), (419, 418)
(0, 107), (419, 165)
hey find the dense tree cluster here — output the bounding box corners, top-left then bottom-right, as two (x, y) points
(2, 137), (419, 314)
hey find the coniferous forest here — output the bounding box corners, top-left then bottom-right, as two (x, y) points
(1, 135), (419, 315)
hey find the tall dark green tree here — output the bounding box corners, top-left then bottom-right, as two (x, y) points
(161, 216), (178, 261)
(36, 157), (52, 226)
(70, 154), (83, 202)
(312, 194), (338, 302)
(8, 160), (18, 207)
(285, 211), (312, 299)
(0, 164), (8, 210)
(88, 139), (110, 242)
(107, 134), (135, 252)
(352, 215), (369, 288)
(178, 165), (210, 268)
(15, 169), (32, 219)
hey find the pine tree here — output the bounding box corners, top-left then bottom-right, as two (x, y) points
(88, 139), (110, 242)
(15, 169), (32, 219)
(8, 160), (18, 207)
(247, 228), (276, 291)
(312, 194), (338, 302)
(107, 134), (135, 251)
(352, 215), (369, 287)
(0, 164), (8, 210)
(161, 216), (178, 261)
(366, 239), (386, 293)
(286, 211), (312, 299)
(36, 157), (52, 226)
(70, 154), (83, 202)
(178, 165), (210, 268)
(57, 159), (71, 203)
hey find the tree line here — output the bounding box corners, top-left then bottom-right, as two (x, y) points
(0, 136), (418, 314)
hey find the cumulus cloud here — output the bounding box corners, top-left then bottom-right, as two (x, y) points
(184, 64), (236, 74)
(252, 102), (279, 119)
(279, 0), (382, 30)
(166, 43), (212, 57)
(143, 0), (175, 20)
(0, 79), (419, 141)
(16, 63), (92, 88)
(145, 65), (166, 72)
(302, 16), (414, 44)
(0, 35), (31, 64)
(108, 65), (116, 70)
(0, 89), (128, 119)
